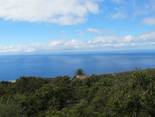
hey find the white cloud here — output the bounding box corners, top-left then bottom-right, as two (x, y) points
(48, 39), (85, 49)
(0, 44), (41, 53)
(87, 28), (102, 33)
(111, 12), (127, 19)
(0, 0), (100, 25)
(109, 0), (155, 22)
(142, 17), (155, 25)
(1, 31), (155, 54)
(86, 28), (113, 35)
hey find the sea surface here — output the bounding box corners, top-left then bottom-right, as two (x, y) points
(0, 53), (155, 80)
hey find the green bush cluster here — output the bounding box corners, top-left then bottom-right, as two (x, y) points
(0, 69), (155, 117)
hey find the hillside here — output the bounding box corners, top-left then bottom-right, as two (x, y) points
(0, 69), (155, 117)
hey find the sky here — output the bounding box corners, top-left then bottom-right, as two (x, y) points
(0, 0), (155, 54)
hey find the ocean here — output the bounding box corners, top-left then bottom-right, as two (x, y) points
(0, 53), (155, 80)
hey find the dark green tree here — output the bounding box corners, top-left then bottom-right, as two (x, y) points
(75, 69), (85, 76)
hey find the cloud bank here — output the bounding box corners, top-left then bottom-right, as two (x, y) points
(0, 0), (154, 26)
(1, 31), (155, 54)
(0, 0), (99, 25)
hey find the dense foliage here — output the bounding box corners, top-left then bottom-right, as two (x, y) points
(0, 69), (155, 117)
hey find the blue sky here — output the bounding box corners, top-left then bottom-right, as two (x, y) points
(0, 0), (155, 54)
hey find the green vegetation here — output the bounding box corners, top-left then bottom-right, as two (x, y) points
(0, 69), (155, 117)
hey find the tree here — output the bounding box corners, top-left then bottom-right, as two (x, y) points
(75, 69), (85, 76)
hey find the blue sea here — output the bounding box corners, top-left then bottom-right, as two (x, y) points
(0, 53), (155, 80)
